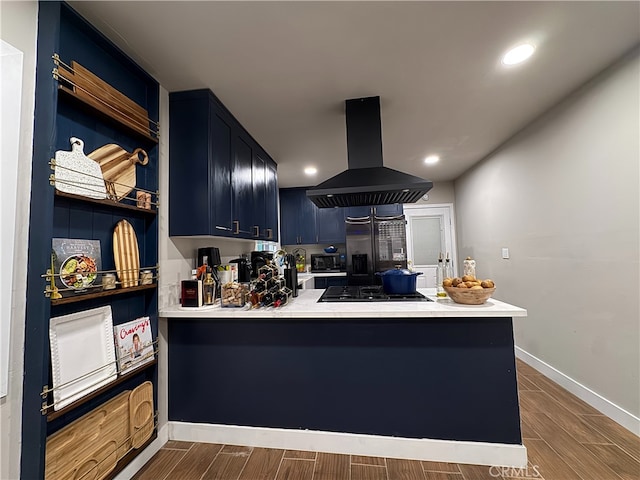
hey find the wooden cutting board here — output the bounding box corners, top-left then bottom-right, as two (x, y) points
(88, 143), (148, 202)
(113, 220), (140, 288)
(54, 137), (107, 200)
(129, 381), (154, 448)
(57, 60), (153, 139)
(45, 390), (130, 480)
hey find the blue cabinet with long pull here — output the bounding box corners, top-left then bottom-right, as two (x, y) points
(169, 89), (278, 241)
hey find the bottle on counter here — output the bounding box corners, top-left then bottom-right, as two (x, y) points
(203, 271), (215, 305)
(445, 252), (453, 280)
(436, 252), (446, 297)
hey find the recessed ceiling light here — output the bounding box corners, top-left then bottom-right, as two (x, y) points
(502, 43), (535, 66)
(304, 167), (317, 175)
(424, 155), (440, 165)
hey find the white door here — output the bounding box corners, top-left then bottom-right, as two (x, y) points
(404, 204), (457, 288)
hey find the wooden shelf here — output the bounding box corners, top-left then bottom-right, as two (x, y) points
(51, 283), (157, 306)
(54, 190), (157, 216)
(46, 358), (157, 422)
(58, 84), (159, 144)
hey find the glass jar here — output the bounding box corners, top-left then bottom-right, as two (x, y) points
(463, 257), (476, 278)
(220, 282), (249, 307)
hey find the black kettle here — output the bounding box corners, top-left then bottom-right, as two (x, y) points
(229, 257), (252, 282)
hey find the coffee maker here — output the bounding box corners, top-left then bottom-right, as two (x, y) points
(229, 257), (251, 282)
(197, 247), (221, 270)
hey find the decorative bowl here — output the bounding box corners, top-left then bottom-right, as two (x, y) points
(324, 246), (337, 253)
(444, 286), (496, 305)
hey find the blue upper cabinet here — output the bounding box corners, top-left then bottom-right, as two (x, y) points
(251, 151), (266, 239)
(253, 150), (278, 241)
(346, 204), (403, 218)
(232, 134), (254, 236)
(279, 188), (403, 245)
(280, 188), (317, 245)
(264, 161), (279, 242)
(317, 207), (346, 244)
(169, 89), (278, 239)
(170, 90), (225, 235)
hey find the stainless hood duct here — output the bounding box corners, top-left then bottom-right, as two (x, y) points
(306, 96), (433, 208)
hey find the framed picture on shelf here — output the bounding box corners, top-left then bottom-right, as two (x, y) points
(52, 238), (102, 296)
(113, 316), (154, 374)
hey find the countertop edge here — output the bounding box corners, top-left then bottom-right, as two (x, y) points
(159, 289), (527, 319)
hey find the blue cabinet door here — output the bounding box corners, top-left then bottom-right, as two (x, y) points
(252, 151), (266, 239)
(317, 207), (346, 244)
(346, 206), (372, 218)
(210, 107), (233, 236)
(314, 276), (347, 288)
(169, 91), (212, 236)
(327, 277), (348, 287)
(170, 90), (237, 237)
(345, 204), (403, 219)
(232, 134), (254, 236)
(265, 161), (278, 242)
(374, 204), (403, 216)
(279, 188), (317, 245)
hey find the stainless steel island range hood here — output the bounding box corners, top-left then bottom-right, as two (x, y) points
(306, 96), (433, 208)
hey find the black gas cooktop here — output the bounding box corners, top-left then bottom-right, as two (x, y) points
(318, 285), (432, 302)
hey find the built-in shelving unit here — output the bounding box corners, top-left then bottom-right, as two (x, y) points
(54, 190), (158, 215)
(45, 359), (158, 421)
(22, 2), (160, 479)
(50, 283), (157, 306)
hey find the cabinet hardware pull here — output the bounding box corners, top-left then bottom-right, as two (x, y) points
(253, 226), (260, 237)
(215, 226), (232, 231)
(233, 221), (240, 235)
(266, 228), (272, 239)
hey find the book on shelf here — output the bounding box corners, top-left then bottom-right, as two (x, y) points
(52, 238), (102, 296)
(113, 316), (154, 374)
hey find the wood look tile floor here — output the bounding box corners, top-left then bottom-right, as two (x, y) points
(134, 359), (640, 480)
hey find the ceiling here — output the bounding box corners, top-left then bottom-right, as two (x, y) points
(69, 1), (640, 188)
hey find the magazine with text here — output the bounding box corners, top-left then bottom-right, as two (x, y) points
(113, 316), (154, 374)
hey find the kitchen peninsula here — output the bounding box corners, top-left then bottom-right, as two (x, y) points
(160, 289), (527, 467)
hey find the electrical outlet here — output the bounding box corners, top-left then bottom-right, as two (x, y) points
(501, 247), (510, 259)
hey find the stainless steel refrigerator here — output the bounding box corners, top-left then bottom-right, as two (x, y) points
(345, 214), (407, 285)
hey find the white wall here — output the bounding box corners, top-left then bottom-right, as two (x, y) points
(454, 51), (639, 423)
(0, 2), (38, 479)
(415, 180), (455, 205)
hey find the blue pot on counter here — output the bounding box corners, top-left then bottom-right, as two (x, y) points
(376, 268), (423, 295)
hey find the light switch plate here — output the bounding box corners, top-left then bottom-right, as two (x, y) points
(502, 247), (510, 259)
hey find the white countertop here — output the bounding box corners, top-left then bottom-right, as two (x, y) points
(160, 288), (527, 319)
(297, 272), (347, 278)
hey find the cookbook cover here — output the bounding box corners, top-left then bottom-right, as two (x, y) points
(52, 238), (102, 295)
(113, 316), (154, 374)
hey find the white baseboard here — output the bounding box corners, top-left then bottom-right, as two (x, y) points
(515, 346), (640, 435)
(168, 421), (527, 468)
(113, 423), (169, 480)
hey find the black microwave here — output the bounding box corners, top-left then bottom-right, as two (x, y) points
(311, 253), (344, 272)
